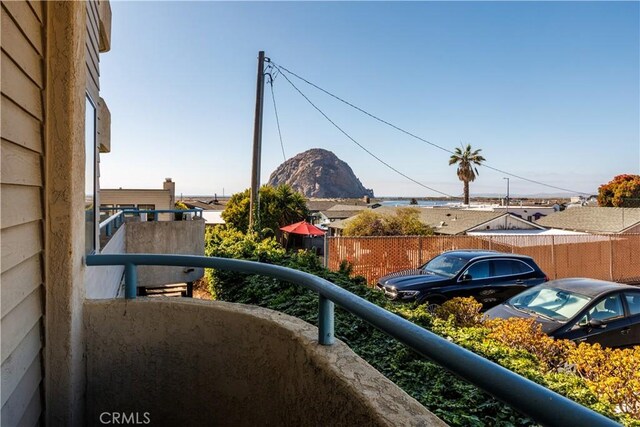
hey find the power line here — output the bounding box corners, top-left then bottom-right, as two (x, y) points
(267, 69), (287, 162)
(274, 66), (455, 198)
(272, 61), (590, 196)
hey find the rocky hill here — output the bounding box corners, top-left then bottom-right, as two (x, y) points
(267, 149), (374, 198)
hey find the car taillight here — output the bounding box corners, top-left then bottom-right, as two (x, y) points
(544, 275), (549, 282)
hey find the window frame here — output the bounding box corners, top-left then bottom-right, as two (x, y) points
(85, 93), (99, 254)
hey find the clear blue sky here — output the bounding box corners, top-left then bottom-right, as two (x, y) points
(100, 1), (639, 198)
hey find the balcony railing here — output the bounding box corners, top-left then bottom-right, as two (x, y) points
(85, 253), (619, 427)
(98, 208), (204, 244)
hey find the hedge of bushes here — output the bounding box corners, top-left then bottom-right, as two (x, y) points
(204, 228), (639, 426)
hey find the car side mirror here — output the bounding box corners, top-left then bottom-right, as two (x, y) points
(587, 319), (605, 329)
(461, 274), (472, 281)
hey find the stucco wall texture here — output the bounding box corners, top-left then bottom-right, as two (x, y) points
(125, 219), (205, 286)
(85, 299), (446, 427)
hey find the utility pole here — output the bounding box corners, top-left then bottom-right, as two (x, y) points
(503, 177), (510, 212)
(249, 51), (266, 230)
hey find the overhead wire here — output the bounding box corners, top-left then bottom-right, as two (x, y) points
(271, 61), (590, 196)
(273, 64), (455, 198)
(266, 65), (287, 162)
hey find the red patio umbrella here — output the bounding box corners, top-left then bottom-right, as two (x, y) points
(280, 220), (325, 236)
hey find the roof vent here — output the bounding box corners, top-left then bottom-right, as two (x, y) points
(440, 221), (447, 227)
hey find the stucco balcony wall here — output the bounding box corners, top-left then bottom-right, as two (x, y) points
(125, 218), (205, 286)
(84, 298), (445, 427)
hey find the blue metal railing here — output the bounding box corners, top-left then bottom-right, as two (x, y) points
(99, 210), (125, 238)
(121, 209), (203, 218)
(85, 253), (620, 427)
(98, 208), (204, 243)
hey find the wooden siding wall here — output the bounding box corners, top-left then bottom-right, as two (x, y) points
(86, 0), (99, 102)
(100, 190), (173, 210)
(1, 1), (46, 425)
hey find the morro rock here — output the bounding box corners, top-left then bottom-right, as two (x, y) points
(268, 149), (374, 198)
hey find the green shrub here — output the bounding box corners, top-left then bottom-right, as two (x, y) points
(204, 228), (634, 426)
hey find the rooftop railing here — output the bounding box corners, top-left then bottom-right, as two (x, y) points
(85, 253), (619, 427)
(98, 208), (204, 235)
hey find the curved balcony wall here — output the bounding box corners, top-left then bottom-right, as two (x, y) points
(85, 298), (445, 426)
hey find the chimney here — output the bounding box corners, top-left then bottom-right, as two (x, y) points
(163, 178), (175, 206)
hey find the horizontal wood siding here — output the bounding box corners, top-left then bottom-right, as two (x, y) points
(1, 185), (43, 229)
(86, 0), (99, 101)
(1, 255), (42, 317)
(0, 356), (42, 426)
(100, 190), (173, 210)
(1, 140), (42, 186)
(0, 1), (45, 424)
(1, 323), (41, 407)
(1, 96), (43, 153)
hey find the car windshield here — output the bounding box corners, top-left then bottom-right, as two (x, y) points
(508, 287), (592, 321)
(422, 255), (468, 278)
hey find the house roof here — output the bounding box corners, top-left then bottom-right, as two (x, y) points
(320, 210), (364, 220)
(327, 204), (370, 211)
(306, 200), (340, 212)
(390, 207), (506, 235)
(535, 207), (640, 234)
(182, 200), (223, 211)
(329, 207), (529, 235)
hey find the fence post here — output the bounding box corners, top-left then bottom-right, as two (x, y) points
(609, 235), (614, 281)
(124, 263), (137, 299)
(323, 235), (329, 268)
(551, 235), (556, 280)
(318, 294), (335, 345)
(489, 236), (493, 251)
(418, 237), (423, 265)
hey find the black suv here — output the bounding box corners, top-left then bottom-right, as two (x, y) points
(376, 250), (548, 309)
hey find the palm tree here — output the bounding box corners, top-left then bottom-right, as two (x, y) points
(273, 184), (308, 228)
(448, 144), (486, 205)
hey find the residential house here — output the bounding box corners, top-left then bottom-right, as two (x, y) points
(536, 207), (640, 234)
(329, 207), (547, 236)
(100, 178), (176, 220)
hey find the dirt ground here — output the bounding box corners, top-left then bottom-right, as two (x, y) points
(192, 278), (212, 300)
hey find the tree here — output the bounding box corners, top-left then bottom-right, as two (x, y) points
(342, 208), (433, 236)
(448, 144), (486, 205)
(597, 174), (640, 207)
(222, 184), (309, 236)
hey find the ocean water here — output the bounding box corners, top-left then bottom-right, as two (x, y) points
(379, 200), (457, 207)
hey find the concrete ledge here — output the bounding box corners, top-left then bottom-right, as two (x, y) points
(125, 219), (205, 286)
(85, 298), (445, 426)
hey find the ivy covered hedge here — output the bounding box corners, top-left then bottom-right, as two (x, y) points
(204, 228), (639, 426)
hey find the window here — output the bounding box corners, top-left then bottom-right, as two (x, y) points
(465, 261), (490, 279)
(138, 204), (156, 221)
(624, 292), (640, 316)
(587, 294), (624, 322)
(85, 95), (98, 254)
(510, 287), (591, 321)
(493, 260), (534, 276)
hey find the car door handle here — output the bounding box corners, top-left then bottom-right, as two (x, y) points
(515, 280), (524, 284)
(621, 328), (631, 335)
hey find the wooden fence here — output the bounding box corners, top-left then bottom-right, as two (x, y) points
(326, 234), (640, 286)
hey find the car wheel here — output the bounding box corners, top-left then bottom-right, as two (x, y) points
(424, 297), (445, 314)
